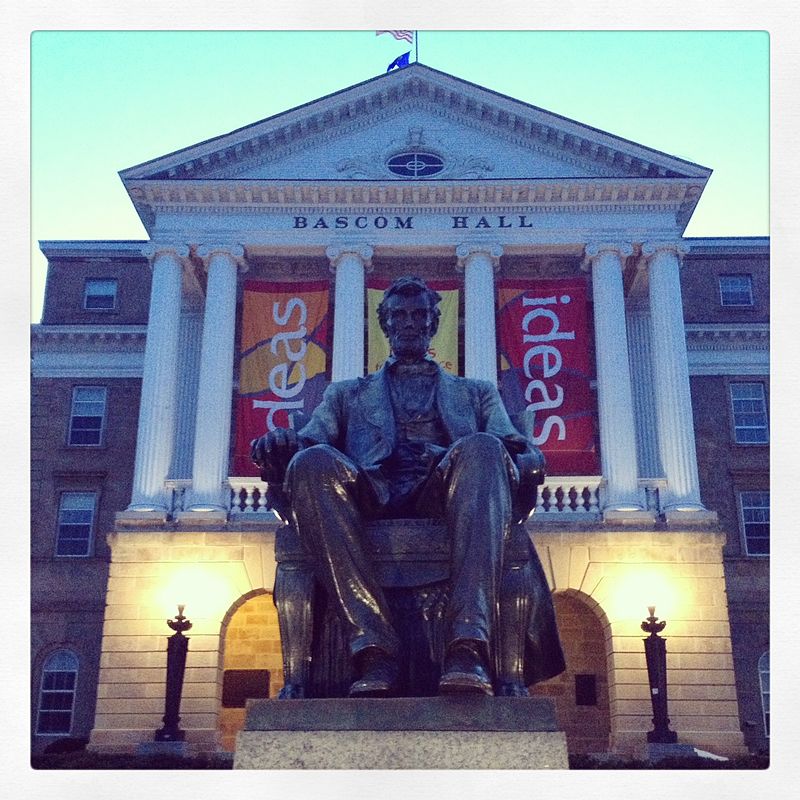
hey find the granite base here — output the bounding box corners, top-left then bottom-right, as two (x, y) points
(234, 696), (569, 770)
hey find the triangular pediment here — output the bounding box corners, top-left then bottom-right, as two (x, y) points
(120, 64), (710, 186)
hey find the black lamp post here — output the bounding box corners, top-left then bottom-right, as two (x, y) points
(641, 605), (678, 744)
(155, 605), (192, 742)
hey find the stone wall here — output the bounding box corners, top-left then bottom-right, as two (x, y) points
(88, 523), (747, 758)
(533, 528), (747, 758)
(88, 527), (278, 754)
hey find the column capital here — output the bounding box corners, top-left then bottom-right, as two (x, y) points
(581, 242), (634, 270)
(196, 244), (247, 272)
(455, 242), (503, 270)
(326, 244), (373, 271)
(641, 241), (690, 260)
(141, 243), (190, 266)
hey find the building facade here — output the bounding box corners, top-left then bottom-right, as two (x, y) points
(30, 64), (769, 758)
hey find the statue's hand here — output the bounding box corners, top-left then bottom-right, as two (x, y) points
(250, 428), (300, 484)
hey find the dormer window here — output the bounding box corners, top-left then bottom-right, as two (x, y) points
(84, 278), (117, 311)
(387, 151), (444, 178)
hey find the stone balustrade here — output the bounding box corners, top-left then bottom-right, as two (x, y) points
(162, 476), (669, 522)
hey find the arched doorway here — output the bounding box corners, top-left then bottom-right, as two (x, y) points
(531, 591), (611, 754)
(217, 590), (285, 751)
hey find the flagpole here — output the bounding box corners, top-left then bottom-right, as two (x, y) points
(415, 31), (419, 63)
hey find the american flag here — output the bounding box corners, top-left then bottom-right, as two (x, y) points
(376, 30), (414, 43)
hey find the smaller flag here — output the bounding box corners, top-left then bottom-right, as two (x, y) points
(386, 51), (411, 72)
(377, 30), (414, 43)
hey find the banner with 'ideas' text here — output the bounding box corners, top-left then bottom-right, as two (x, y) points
(234, 280), (330, 475)
(497, 278), (598, 475)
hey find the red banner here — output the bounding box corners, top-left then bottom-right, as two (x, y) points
(233, 280), (330, 475)
(497, 279), (599, 475)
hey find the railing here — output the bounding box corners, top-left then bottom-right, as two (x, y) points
(533, 477), (602, 518)
(165, 476), (666, 520)
(164, 479), (190, 515)
(225, 476), (608, 520)
(228, 477), (274, 515)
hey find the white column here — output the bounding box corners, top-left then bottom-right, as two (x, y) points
(644, 243), (706, 511)
(184, 245), (245, 513)
(456, 243), (502, 384)
(127, 245), (188, 512)
(626, 299), (662, 479)
(169, 307), (203, 479)
(584, 243), (643, 512)
(327, 244), (372, 381)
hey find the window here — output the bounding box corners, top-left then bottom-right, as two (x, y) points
(730, 383), (768, 444)
(740, 491), (769, 556)
(68, 386), (106, 445)
(84, 278), (117, 310)
(56, 492), (96, 556)
(386, 151), (445, 178)
(719, 274), (753, 307)
(758, 652), (769, 737)
(36, 650), (78, 735)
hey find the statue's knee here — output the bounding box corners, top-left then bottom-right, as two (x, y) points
(287, 444), (341, 482)
(458, 432), (506, 461)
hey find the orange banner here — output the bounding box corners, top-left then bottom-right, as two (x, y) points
(233, 280), (330, 475)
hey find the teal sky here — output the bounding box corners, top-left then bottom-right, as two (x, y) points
(30, 30), (769, 322)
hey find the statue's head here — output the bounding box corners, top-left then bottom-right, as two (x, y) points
(377, 276), (441, 361)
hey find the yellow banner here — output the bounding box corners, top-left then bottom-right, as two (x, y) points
(367, 281), (459, 375)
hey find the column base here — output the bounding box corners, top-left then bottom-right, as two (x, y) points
(136, 740), (189, 758)
(664, 508), (718, 527)
(602, 509), (657, 526)
(175, 509), (229, 527)
(115, 509), (170, 528)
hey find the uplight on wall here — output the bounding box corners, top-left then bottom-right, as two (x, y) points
(155, 564), (240, 621)
(606, 566), (681, 623)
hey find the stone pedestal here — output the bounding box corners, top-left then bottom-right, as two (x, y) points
(234, 696), (568, 769)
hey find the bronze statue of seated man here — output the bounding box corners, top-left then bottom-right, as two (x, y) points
(251, 276), (564, 698)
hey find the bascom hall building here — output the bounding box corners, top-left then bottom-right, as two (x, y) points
(31, 63), (769, 759)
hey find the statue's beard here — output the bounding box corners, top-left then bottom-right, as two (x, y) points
(389, 332), (432, 361)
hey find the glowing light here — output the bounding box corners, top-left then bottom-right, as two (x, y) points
(155, 564), (239, 621)
(606, 565), (680, 622)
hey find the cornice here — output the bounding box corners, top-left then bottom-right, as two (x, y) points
(128, 177), (700, 215)
(38, 241), (150, 260)
(684, 237), (770, 255)
(31, 324), (147, 346)
(684, 323), (769, 350)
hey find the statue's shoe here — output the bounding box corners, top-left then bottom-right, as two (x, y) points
(438, 642), (494, 696)
(348, 647), (400, 697)
(495, 681), (530, 697)
(277, 683), (306, 700)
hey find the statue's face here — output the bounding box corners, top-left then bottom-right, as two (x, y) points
(383, 291), (435, 361)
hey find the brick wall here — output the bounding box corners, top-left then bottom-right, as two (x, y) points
(31, 375), (140, 751)
(532, 592), (611, 754)
(681, 254), (769, 324)
(42, 258), (151, 325)
(218, 593), (284, 751)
